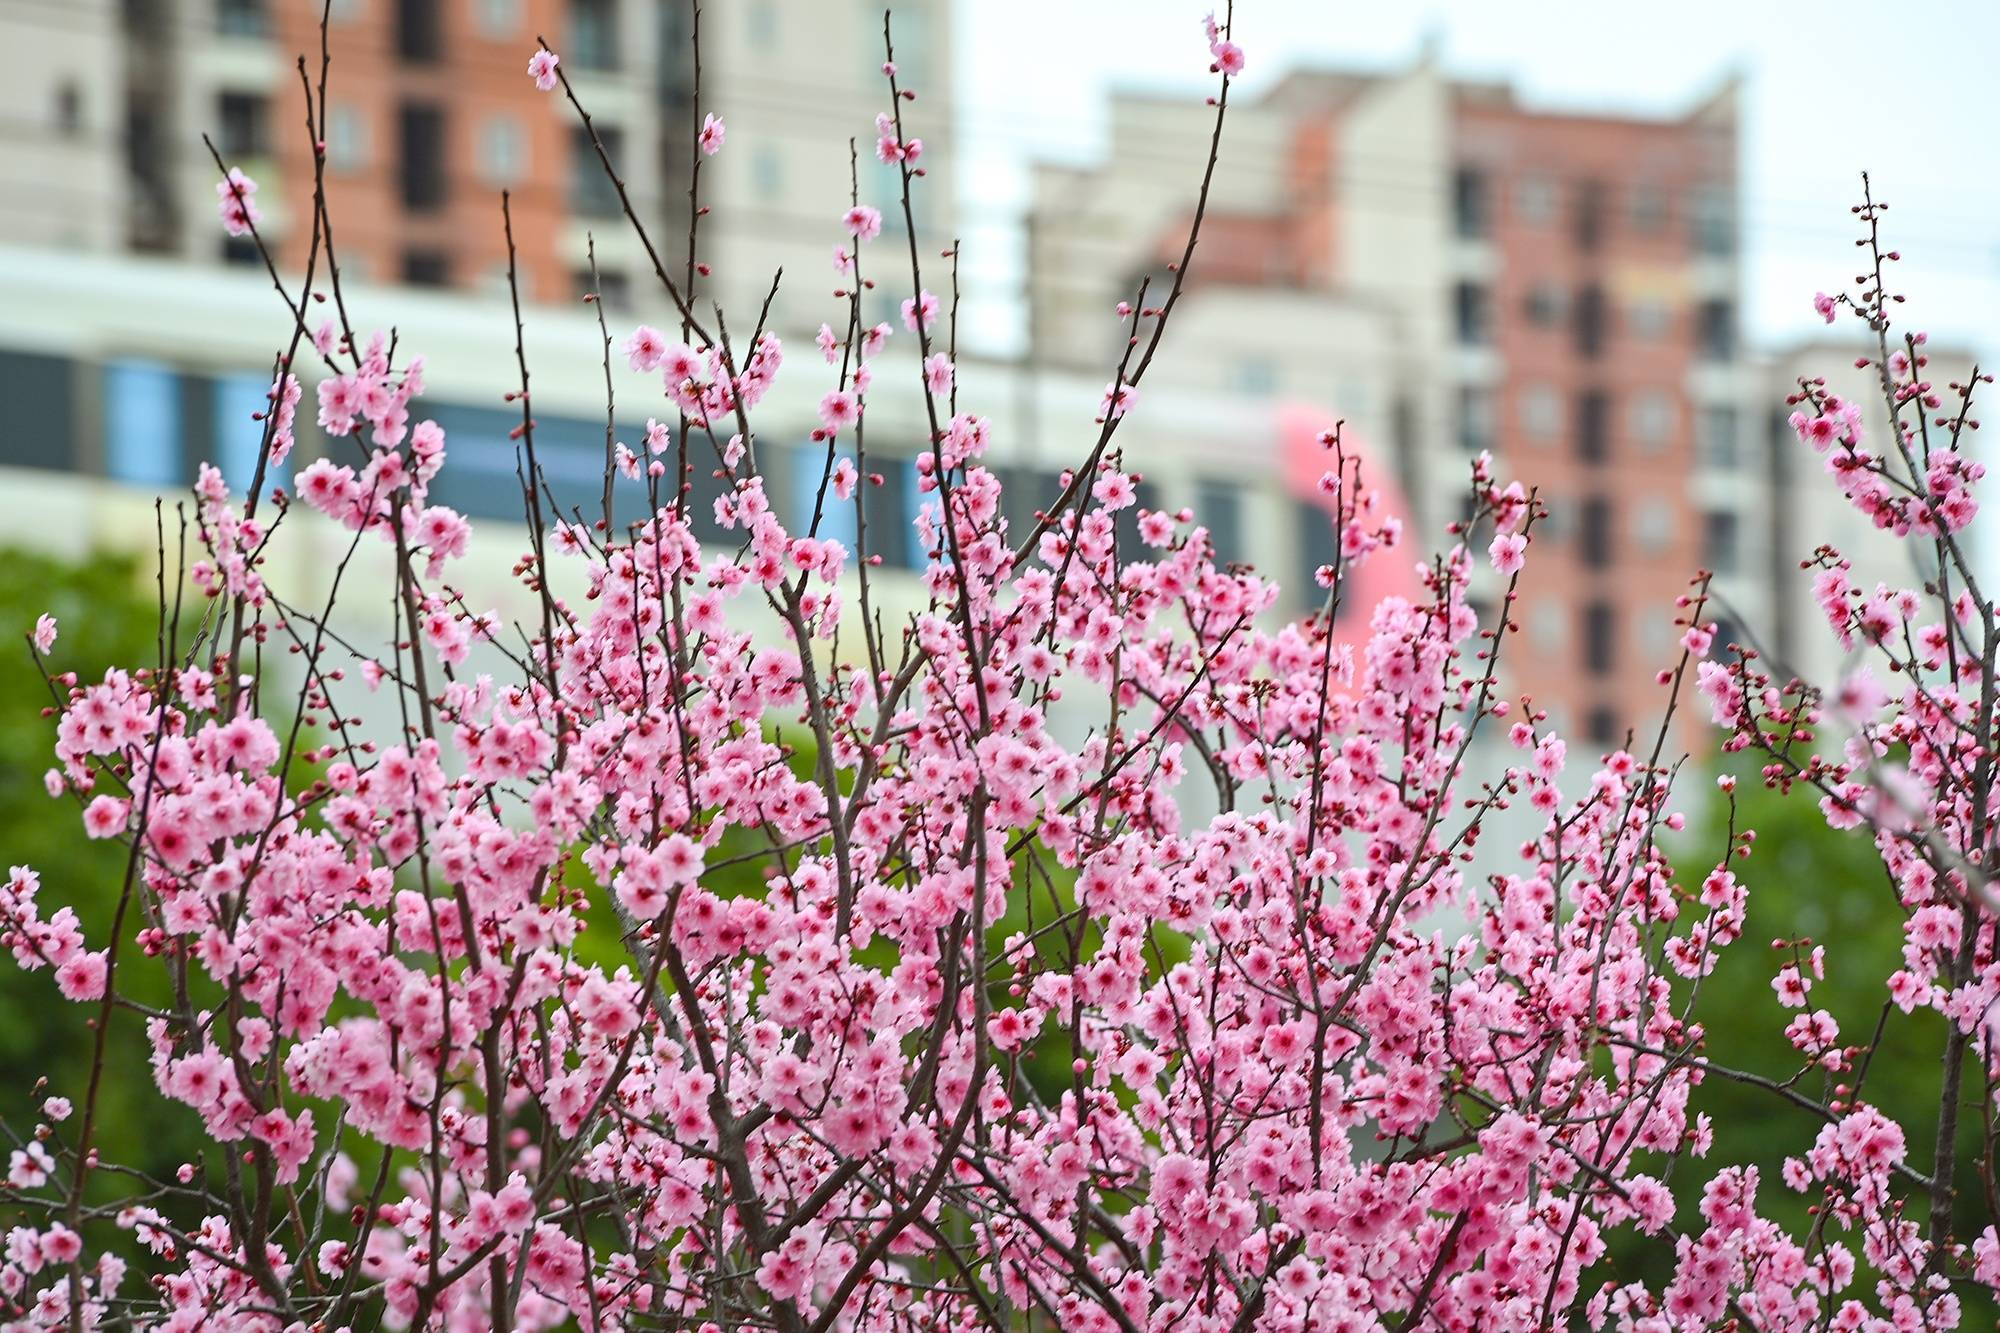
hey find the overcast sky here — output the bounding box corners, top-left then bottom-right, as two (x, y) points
(951, 0), (2000, 364)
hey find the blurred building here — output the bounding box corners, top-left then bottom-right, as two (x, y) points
(1760, 341), (1981, 692)
(1029, 48), (1760, 746)
(0, 4), (1958, 754)
(0, 0), (951, 329)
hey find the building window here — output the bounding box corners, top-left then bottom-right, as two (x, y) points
(1698, 300), (1736, 361)
(1514, 174), (1556, 224)
(1458, 385), (1495, 454)
(403, 249), (451, 286)
(478, 116), (525, 186)
(396, 0), (442, 62)
(103, 359), (184, 487)
(1693, 187), (1735, 256)
(1196, 480), (1243, 567)
(326, 103), (366, 172)
(1573, 283), (1606, 358)
(572, 125), (624, 217)
(475, 0), (519, 38)
(1700, 405), (1740, 470)
(752, 145), (782, 201)
(1579, 495), (1612, 566)
(1296, 498), (1340, 606)
(1576, 390), (1609, 463)
(1710, 616), (1740, 660)
(1704, 509), (1740, 575)
(213, 372), (288, 492)
(1634, 498), (1674, 554)
(1630, 183), (1668, 232)
(1452, 165), (1490, 239)
(869, 458), (922, 569)
(217, 0), (268, 36)
(1233, 359), (1277, 396)
(1628, 297), (1671, 340)
(1524, 281), (1565, 329)
(1453, 282), (1491, 347)
(570, 0), (620, 70)
(0, 350), (78, 473)
(398, 102), (447, 211)
(1520, 385), (1562, 441)
(1583, 601), (1617, 675)
(54, 83), (82, 136)
(221, 236), (261, 265)
(1629, 392), (1675, 453)
(1530, 602), (1566, 651)
(1586, 706), (1619, 746)
(748, 0), (778, 47)
(1114, 478), (1162, 562)
(574, 267), (632, 308)
(217, 91), (268, 159)
(1574, 178), (1606, 251)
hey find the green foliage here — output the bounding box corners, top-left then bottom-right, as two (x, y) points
(1599, 762), (1992, 1314)
(0, 548), (210, 1198)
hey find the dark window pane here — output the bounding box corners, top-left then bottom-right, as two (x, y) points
(403, 249), (450, 286)
(572, 126), (623, 217)
(397, 0), (441, 62)
(1576, 390), (1609, 463)
(1694, 187), (1735, 256)
(424, 403), (608, 523)
(1296, 497), (1340, 608)
(1454, 282), (1490, 346)
(1579, 495), (1612, 565)
(1704, 509), (1739, 574)
(1114, 478), (1161, 561)
(863, 454), (918, 568)
(1452, 166), (1489, 240)
(1573, 283), (1605, 358)
(571, 0), (619, 70)
(1700, 405), (1739, 470)
(0, 349), (76, 472)
(1699, 300), (1735, 361)
(1586, 706), (1618, 745)
(1574, 178), (1605, 250)
(217, 0), (267, 36)
(1583, 601), (1617, 675)
(217, 92), (267, 159)
(398, 102), (447, 211)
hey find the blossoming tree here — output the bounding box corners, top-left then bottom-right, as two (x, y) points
(2, 6), (1995, 1330)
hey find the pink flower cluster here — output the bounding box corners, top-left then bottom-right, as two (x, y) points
(22, 25), (1993, 1333)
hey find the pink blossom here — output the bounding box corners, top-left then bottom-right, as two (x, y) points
(1489, 531), (1527, 575)
(30, 614), (55, 654)
(817, 390), (859, 435)
(55, 951), (106, 1002)
(922, 353), (953, 396)
(844, 205), (883, 241)
(901, 289), (938, 332)
(82, 797), (127, 840)
(527, 48), (560, 91)
(699, 113), (726, 155)
(216, 168), (260, 237)
(624, 325), (668, 372)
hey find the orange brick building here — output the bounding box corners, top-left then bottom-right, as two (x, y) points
(1032, 58), (1753, 748)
